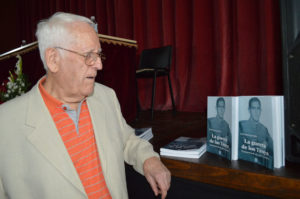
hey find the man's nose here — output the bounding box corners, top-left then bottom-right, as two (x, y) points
(93, 57), (103, 70)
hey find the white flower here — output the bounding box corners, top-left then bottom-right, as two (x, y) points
(15, 55), (22, 75)
(7, 82), (13, 89)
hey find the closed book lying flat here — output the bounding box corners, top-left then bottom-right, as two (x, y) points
(160, 137), (206, 158)
(135, 127), (152, 137)
(142, 132), (153, 141)
(160, 149), (206, 158)
(135, 127), (153, 141)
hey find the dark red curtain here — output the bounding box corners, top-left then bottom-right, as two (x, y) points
(16, 0), (283, 112)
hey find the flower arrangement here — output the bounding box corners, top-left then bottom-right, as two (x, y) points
(0, 55), (31, 103)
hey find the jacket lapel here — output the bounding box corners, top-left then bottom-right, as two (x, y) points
(25, 83), (86, 196)
(86, 96), (108, 179)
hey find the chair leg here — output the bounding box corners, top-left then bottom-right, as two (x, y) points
(151, 72), (157, 120)
(167, 74), (176, 113)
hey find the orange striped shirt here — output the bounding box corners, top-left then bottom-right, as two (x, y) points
(39, 78), (112, 199)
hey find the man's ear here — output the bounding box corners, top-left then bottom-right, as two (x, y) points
(45, 48), (60, 73)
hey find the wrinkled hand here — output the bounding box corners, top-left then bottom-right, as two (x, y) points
(143, 157), (171, 199)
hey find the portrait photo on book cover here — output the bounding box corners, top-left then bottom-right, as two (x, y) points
(238, 96), (274, 169)
(207, 97), (232, 159)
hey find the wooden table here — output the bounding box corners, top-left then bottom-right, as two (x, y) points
(161, 152), (300, 199)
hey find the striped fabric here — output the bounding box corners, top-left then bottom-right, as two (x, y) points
(39, 79), (112, 199)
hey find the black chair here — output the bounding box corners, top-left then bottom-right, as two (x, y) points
(136, 45), (176, 119)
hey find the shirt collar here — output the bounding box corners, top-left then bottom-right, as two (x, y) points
(38, 77), (86, 115)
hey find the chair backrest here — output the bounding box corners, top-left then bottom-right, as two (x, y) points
(139, 45), (172, 69)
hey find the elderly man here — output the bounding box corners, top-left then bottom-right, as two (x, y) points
(0, 12), (170, 199)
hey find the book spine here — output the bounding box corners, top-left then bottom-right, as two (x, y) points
(272, 96), (285, 168)
(280, 97), (285, 167)
(231, 97), (239, 160)
(272, 97), (281, 168)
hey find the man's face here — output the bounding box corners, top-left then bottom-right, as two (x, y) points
(56, 22), (102, 100)
(216, 100), (225, 118)
(249, 101), (261, 122)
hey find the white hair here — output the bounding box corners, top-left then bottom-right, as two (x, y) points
(35, 12), (95, 70)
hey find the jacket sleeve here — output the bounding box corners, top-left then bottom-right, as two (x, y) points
(109, 89), (159, 175)
(0, 177), (8, 199)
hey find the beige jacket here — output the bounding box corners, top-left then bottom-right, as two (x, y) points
(0, 80), (158, 199)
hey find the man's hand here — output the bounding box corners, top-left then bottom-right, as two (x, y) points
(143, 157), (171, 199)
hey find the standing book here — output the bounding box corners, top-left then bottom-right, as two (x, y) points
(238, 96), (284, 169)
(207, 97), (238, 160)
(160, 137), (206, 158)
(207, 96), (285, 169)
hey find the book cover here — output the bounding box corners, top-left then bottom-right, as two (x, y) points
(238, 96), (284, 169)
(160, 137), (206, 158)
(207, 97), (238, 160)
